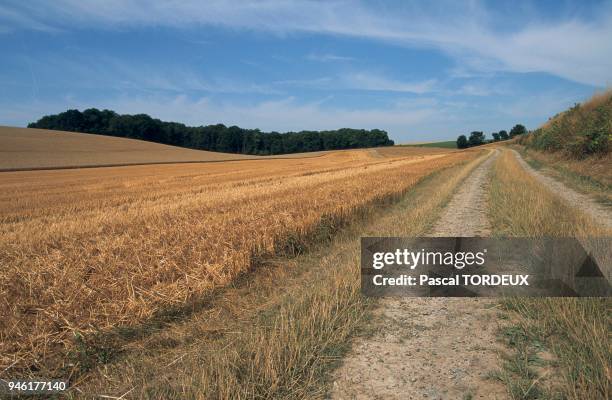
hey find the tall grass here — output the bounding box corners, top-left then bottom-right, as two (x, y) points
(489, 149), (611, 400)
(519, 89), (611, 158)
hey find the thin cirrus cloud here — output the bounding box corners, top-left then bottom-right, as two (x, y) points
(99, 93), (554, 141)
(2, 0), (612, 86)
(1, 90), (577, 141)
(102, 94), (439, 134)
(18, 54), (285, 96)
(305, 52), (355, 62)
(1, 1), (610, 140)
(13, 47), (436, 97)
(273, 73), (437, 94)
(342, 73), (437, 94)
(41, 54), (437, 96)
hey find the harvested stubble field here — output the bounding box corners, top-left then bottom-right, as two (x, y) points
(0, 143), (471, 377)
(0, 126), (336, 171)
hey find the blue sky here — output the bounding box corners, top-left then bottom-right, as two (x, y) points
(1, 1), (611, 142)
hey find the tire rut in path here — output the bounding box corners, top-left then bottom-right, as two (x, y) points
(512, 149), (612, 230)
(331, 150), (508, 400)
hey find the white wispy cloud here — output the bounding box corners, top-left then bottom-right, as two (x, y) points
(31, 53), (436, 95)
(3, 0), (610, 86)
(0, 3), (58, 32)
(273, 73), (437, 94)
(7, 43), (436, 97)
(342, 73), (437, 94)
(305, 52), (354, 62)
(17, 54), (284, 95)
(3, 89), (584, 141)
(90, 93), (554, 140)
(497, 90), (581, 119)
(82, 94), (438, 135)
(272, 77), (334, 89)
(1, 1), (608, 140)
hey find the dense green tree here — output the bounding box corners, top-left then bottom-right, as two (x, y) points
(468, 131), (485, 146)
(456, 135), (468, 149)
(499, 130), (509, 140)
(509, 124), (527, 137)
(28, 109), (394, 155)
(492, 132), (500, 141)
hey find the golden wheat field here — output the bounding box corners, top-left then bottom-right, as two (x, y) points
(0, 141), (475, 375)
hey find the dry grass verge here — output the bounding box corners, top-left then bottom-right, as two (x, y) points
(489, 149), (611, 400)
(514, 146), (611, 206)
(71, 149), (489, 399)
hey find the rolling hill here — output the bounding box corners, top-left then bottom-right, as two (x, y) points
(0, 126), (264, 171)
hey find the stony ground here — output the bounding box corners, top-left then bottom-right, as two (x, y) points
(430, 150), (499, 236)
(331, 150), (509, 400)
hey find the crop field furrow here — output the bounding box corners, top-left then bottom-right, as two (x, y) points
(0, 151), (442, 224)
(0, 154), (447, 234)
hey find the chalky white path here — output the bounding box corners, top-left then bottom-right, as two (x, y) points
(331, 150), (508, 400)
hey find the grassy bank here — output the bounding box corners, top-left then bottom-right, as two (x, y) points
(518, 90), (611, 158)
(489, 149), (611, 400)
(72, 151), (489, 398)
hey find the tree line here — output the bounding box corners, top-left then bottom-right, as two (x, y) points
(456, 124), (527, 149)
(28, 108), (394, 155)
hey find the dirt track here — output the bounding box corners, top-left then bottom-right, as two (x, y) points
(331, 150), (508, 400)
(512, 150), (612, 230)
(430, 150), (499, 236)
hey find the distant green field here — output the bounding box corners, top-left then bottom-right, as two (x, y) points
(400, 141), (457, 149)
